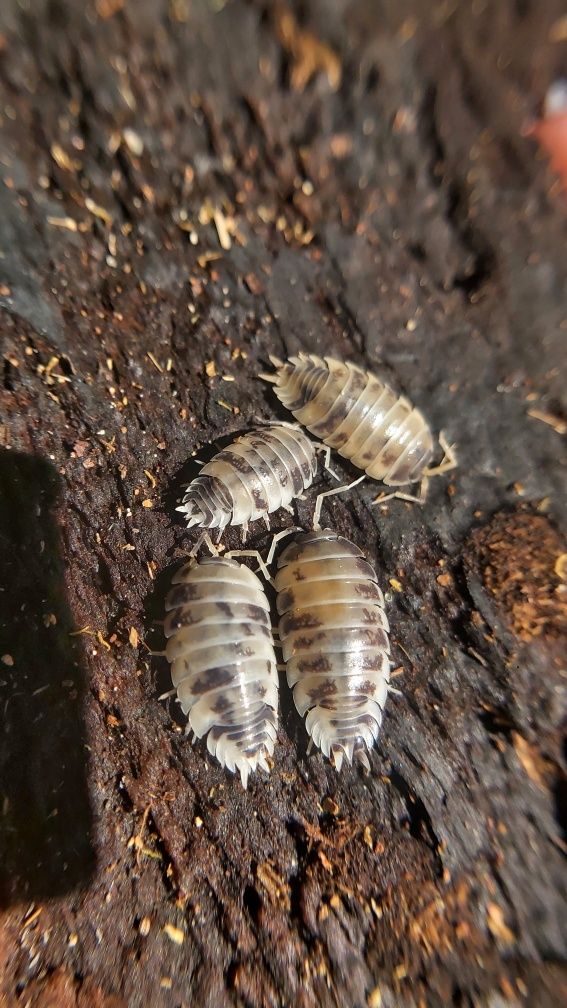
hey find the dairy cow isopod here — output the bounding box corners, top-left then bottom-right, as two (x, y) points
(165, 556), (278, 787)
(275, 529), (390, 771)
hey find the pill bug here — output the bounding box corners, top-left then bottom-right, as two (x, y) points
(165, 556), (278, 787)
(275, 529), (390, 770)
(263, 354), (436, 487)
(178, 424), (318, 535)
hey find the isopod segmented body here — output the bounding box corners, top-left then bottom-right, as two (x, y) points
(179, 425), (317, 532)
(165, 557), (278, 787)
(275, 530), (390, 771)
(265, 354), (434, 486)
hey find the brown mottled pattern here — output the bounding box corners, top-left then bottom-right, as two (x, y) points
(276, 530), (390, 771)
(164, 557), (278, 787)
(269, 353), (434, 486)
(179, 424), (317, 530)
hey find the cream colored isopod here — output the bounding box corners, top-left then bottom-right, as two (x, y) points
(178, 424), (318, 536)
(263, 354), (455, 497)
(275, 529), (390, 771)
(165, 555), (278, 787)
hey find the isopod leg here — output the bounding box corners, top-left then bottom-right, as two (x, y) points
(312, 475), (366, 530)
(423, 430), (458, 477)
(224, 548), (274, 586)
(266, 527), (300, 566)
(188, 530), (220, 557)
(158, 688), (177, 700)
(315, 443), (340, 481)
(371, 482), (426, 507)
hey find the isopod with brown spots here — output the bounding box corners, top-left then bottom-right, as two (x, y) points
(262, 354), (456, 501)
(178, 424), (318, 537)
(165, 555), (278, 787)
(275, 529), (390, 771)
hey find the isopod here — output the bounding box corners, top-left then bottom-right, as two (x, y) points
(165, 556), (278, 787)
(263, 354), (455, 495)
(178, 424), (318, 535)
(275, 529), (390, 771)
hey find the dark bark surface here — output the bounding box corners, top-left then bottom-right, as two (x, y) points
(0, 2), (566, 1006)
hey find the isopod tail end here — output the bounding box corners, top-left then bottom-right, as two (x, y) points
(180, 497), (206, 529)
(357, 750), (371, 772)
(259, 370), (279, 384)
(331, 744), (345, 773)
(239, 761), (250, 790)
(268, 354), (284, 368)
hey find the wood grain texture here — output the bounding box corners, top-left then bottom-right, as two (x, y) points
(0, 1), (566, 1006)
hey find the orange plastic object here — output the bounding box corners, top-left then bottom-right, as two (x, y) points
(531, 81), (567, 189)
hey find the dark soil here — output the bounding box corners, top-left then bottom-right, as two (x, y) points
(0, 2), (566, 1006)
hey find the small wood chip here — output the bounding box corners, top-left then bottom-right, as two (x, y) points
(146, 352), (164, 373)
(486, 901), (515, 944)
(138, 916), (151, 936)
(244, 272), (263, 295)
(50, 143), (81, 172)
(213, 207), (231, 251)
(123, 128), (144, 157)
(85, 197), (113, 225)
(1, 654), (14, 666)
(129, 627), (139, 647)
(163, 923), (185, 945)
(367, 986), (382, 1008)
(527, 408), (567, 435)
(555, 553), (567, 580)
(47, 216), (78, 232)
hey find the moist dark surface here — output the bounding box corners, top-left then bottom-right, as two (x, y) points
(0, 2), (566, 1007)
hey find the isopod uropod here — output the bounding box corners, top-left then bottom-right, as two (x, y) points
(263, 354), (453, 491)
(178, 424), (317, 535)
(275, 529), (390, 771)
(165, 556), (278, 787)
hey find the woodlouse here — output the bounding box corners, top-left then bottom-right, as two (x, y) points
(165, 556), (278, 787)
(275, 529), (390, 771)
(263, 353), (455, 496)
(178, 424), (318, 536)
